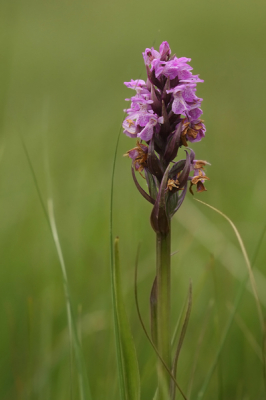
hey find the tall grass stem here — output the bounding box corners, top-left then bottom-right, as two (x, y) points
(21, 136), (92, 400)
(195, 199), (266, 398)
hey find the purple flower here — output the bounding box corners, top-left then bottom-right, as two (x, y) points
(122, 117), (138, 138)
(143, 48), (160, 66)
(123, 41), (205, 144)
(124, 97), (153, 122)
(143, 41), (171, 66)
(159, 41), (171, 60)
(123, 91), (155, 137)
(167, 85), (189, 115)
(167, 85), (202, 117)
(153, 56), (192, 80)
(124, 79), (150, 96)
(187, 102), (203, 120)
(123, 39), (207, 145)
(138, 114), (164, 141)
(124, 79), (146, 89)
(123, 41), (209, 220)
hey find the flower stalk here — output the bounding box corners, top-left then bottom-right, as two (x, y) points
(156, 229), (171, 399)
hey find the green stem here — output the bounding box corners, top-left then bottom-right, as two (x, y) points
(156, 226), (171, 400)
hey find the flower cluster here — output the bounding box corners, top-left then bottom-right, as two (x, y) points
(123, 42), (209, 234)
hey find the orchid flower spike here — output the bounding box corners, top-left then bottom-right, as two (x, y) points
(122, 41), (210, 233)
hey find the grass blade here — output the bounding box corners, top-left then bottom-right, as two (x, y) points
(195, 199), (263, 330)
(21, 137), (92, 400)
(187, 300), (213, 398)
(227, 303), (263, 362)
(194, 199), (266, 399)
(113, 237), (141, 400)
(109, 128), (126, 399)
(170, 281), (192, 400)
(48, 200), (93, 400)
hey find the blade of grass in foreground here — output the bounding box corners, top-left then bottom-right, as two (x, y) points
(109, 129), (125, 399)
(48, 200), (93, 400)
(21, 137), (92, 400)
(110, 128), (140, 400)
(171, 282), (192, 400)
(194, 199), (266, 399)
(113, 238), (141, 400)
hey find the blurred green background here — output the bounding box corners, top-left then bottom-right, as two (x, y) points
(1, 0), (266, 399)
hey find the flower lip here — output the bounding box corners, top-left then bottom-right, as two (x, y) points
(137, 115), (164, 141)
(122, 118), (137, 135)
(124, 79), (147, 89)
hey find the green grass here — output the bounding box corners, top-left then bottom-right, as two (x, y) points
(1, 0), (266, 398)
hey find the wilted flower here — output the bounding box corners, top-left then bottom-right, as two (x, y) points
(190, 170), (210, 194)
(181, 118), (206, 145)
(124, 141), (148, 173)
(167, 178), (180, 191)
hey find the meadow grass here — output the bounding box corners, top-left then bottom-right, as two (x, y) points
(1, 0), (266, 399)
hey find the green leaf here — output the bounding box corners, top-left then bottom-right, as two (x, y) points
(144, 167), (158, 201)
(166, 190), (178, 216)
(113, 237), (141, 400)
